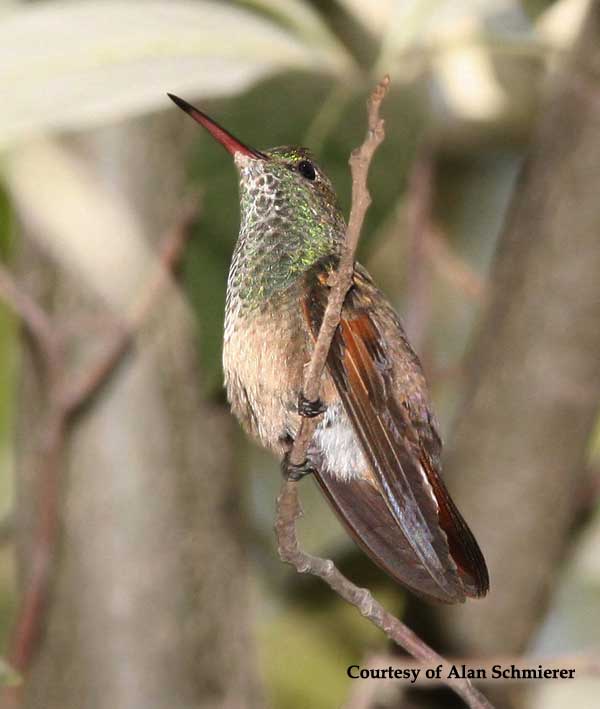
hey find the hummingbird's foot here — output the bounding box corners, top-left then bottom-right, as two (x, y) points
(282, 453), (316, 482)
(297, 393), (327, 418)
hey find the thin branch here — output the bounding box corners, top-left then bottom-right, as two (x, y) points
(275, 77), (494, 709)
(7, 415), (66, 675)
(0, 265), (62, 384)
(289, 75), (389, 468)
(276, 485), (493, 709)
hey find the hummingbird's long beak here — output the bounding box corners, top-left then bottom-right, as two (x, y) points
(167, 93), (266, 160)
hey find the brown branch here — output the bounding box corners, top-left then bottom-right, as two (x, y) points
(434, 3), (600, 671)
(7, 416), (66, 677)
(276, 485), (493, 709)
(2, 202), (197, 700)
(0, 266), (62, 386)
(289, 75), (389, 467)
(275, 77), (494, 709)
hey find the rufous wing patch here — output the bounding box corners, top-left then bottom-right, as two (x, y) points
(303, 260), (489, 601)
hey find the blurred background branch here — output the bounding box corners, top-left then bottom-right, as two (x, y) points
(422, 3), (600, 708)
(1, 201), (196, 694)
(3, 117), (263, 708)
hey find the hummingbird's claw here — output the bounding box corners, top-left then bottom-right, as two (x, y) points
(298, 393), (327, 418)
(282, 453), (316, 482)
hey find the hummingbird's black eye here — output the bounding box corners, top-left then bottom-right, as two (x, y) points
(297, 160), (316, 181)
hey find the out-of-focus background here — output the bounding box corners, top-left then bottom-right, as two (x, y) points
(0, 1), (599, 708)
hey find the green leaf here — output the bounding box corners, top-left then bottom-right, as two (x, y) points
(0, 0), (352, 149)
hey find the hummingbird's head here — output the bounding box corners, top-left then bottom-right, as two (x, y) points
(168, 93), (345, 236)
(169, 94), (346, 305)
(233, 145), (342, 225)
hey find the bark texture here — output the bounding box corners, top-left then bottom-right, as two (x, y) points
(434, 0), (600, 664)
(14, 115), (262, 709)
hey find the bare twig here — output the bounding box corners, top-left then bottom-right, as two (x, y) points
(275, 77), (494, 709)
(1, 202), (197, 698)
(0, 266), (62, 385)
(7, 416), (66, 677)
(289, 75), (390, 467)
(276, 485), (493, 709)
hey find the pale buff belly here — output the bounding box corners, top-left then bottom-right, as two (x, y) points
(223, 295), (307, 456)
(223, 299), (366, 480)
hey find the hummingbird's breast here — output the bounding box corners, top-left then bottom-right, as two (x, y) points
(223, 275), (368, 480)
(223, 279), (308, 455)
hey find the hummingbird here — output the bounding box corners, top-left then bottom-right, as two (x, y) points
(168, 93), (489, 603)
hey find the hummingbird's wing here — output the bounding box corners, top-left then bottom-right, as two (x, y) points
(303, 261), (489, 602)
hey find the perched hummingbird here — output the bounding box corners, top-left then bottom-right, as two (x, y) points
(168, 93), (489, 603)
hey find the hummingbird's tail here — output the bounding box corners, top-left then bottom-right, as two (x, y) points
(312, 468), (479, 603)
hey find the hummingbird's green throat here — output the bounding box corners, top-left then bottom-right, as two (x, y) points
(168, 94), (346, 310)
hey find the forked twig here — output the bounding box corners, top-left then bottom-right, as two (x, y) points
(275, 76), (494, 709)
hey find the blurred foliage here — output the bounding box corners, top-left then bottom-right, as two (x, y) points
(0, 0), (351, 148)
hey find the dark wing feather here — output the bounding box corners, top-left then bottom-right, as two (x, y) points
(312, 466), (464, 602)
(417, 453), (489, 597)
(304, 261), (489, 601)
